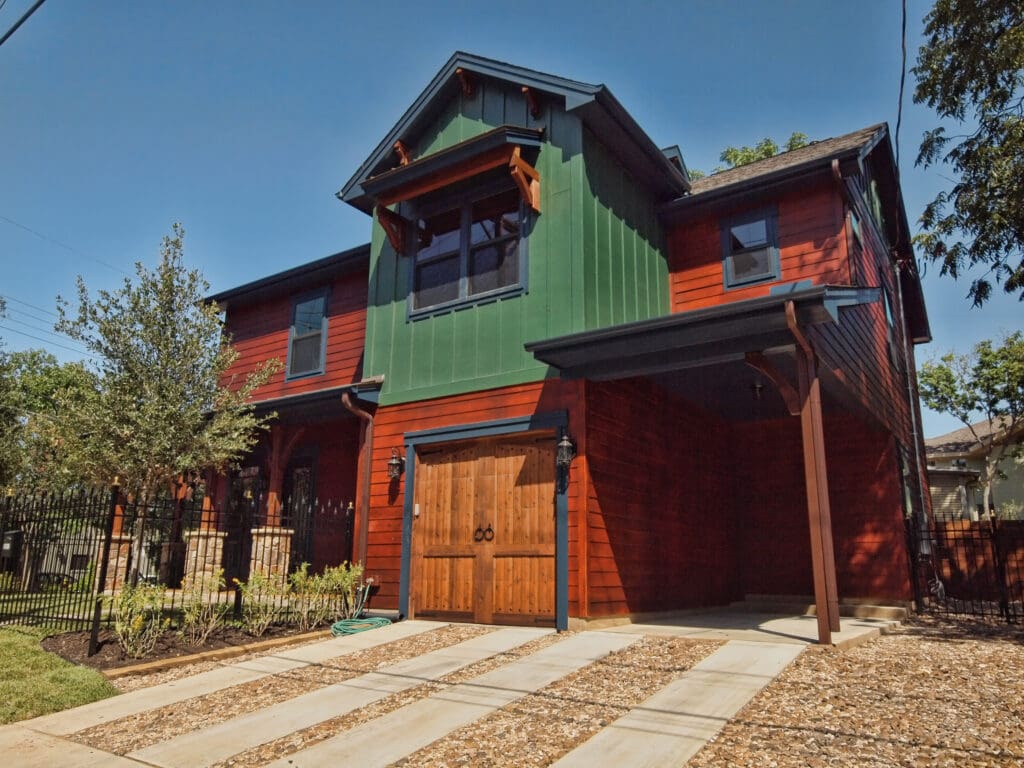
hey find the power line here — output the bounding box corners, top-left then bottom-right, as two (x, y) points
(5, 303), (56, 327)
(0, 214), (131, 276)
(0, 0), (47, 49)
(2, 315), (90, 353)
(896, 0), (907, 170)
(0, 293), (58, 318)
(0, 325), (98, 359)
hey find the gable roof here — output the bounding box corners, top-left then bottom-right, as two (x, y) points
(338, 51), (689, 213)
(926, 419), (1022, 457)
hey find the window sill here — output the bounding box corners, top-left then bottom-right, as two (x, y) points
(284, 369), (326, 382)
(408, 283), (525, 321)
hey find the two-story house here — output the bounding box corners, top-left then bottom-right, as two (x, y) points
(206, 53), (932, 644)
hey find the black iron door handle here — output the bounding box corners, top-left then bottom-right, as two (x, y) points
(483, 524), (494, 542)
(473, 526), (485, 542)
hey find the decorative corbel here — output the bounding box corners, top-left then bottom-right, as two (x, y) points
(393, 140), (412, 166)
(744, 351), (800, 416)
(376, 205), (408, 253)
(509, 146), (541, 213)
(521, 86), (540, 118)
(455, 67), (476, 99)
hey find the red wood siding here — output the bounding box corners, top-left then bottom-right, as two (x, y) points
(366, 380), (585, 611)
(669, 181), (849, 311)
(221, 269), (368, 400)
(584, 379), (736, 616)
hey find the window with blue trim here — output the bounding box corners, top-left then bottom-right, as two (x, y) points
(721, 208), (780, 289)
(287, 291), (328, 379)
(411, 184), (526, 315)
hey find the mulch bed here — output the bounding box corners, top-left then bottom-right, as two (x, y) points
(41, 624), (318, 672)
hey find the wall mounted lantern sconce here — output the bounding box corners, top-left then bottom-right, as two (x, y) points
(387, 448), (405, 480)
(555, 429), (577, 493)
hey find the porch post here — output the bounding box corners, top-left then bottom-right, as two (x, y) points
(787, 302), (840, 644)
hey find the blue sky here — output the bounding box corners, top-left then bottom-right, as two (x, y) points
(0, 0), (1018, 438)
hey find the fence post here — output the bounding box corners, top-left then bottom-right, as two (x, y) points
(88, 481), (121, 657)
(990, 514), (1014, 623)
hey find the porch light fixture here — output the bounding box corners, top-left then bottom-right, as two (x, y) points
(387, 448), (405, 480)
(555, 430), (576, 494)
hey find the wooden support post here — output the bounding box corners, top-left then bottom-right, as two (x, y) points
(787, 302), (841, 644)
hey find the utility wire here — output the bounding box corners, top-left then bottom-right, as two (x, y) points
(5, 304), (56, 327)
(0, 324), (98, 359)
(0, 214), (131, 276)
(2, 315), (90, 353)
(0, 0), (46, 49)
(896, 0), (907, 170)
(0, 293), (58, 318)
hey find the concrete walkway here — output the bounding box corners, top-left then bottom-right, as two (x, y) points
(1, 611), (895, 767)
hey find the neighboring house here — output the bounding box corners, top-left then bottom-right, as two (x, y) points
(926, 421), (1024, 520)
(204, 53), (932, 643)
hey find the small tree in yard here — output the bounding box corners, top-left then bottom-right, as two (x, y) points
(55, 224), (279, 496)
(919, 331), (1024, 517)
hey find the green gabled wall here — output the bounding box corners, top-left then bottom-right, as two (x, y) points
(363, 80), (670, 406)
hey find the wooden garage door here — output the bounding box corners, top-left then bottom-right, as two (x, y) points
(410, 434), (555, 626)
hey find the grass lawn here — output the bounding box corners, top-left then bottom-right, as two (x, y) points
(0, 625), (118, 724)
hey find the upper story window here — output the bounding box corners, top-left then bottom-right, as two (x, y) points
(720, 208), (780, 289)
(411, 184), (526, 316)
(287, 290), (328, 379)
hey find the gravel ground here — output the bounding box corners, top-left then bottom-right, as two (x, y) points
(690, 616), (1024, 768)
(73, 624), (489, 755)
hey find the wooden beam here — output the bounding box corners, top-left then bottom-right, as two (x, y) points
(509, 145), (541, 213)
(378, 145), (514, 206)
(376, 205), (408, 253)
(522, 86), (540, 117)
(455, 67), (475, 98)
(744, 351), (800, 416)
(393, 140), (411, 166)
(786, 301), (841, 643)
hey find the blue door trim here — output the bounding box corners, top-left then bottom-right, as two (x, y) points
(399, 410), (570, 631)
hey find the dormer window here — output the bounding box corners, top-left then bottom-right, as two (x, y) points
(287, 290), (328, 379)
(721, 208), (780, 289)
(411, 185), (526, 315)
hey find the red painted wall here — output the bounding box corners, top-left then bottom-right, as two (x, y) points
(668, 181), (849, 311)
(221, 269), (368, 400)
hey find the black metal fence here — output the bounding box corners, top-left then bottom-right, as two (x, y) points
(908, 514), (1024, 622)
(0, 485), (356, 640)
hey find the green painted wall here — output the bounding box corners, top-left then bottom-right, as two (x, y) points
(364, 81), (670, 406)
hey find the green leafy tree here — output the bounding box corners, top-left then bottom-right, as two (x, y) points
(689, 132), (810, 180)
(0, 298), (17, 487)
(913, 0), (1024, 305)
(56, 223), (279, 496)
(918, 331), (1024, 515)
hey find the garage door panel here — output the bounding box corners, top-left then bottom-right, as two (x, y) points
(493, 555), (555, 620)
(416, 554), (474, 619)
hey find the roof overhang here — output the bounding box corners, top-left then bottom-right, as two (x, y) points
(206, 244), (370, 311)
(249, 379), (383, 423)
(525, 284), (879, 381)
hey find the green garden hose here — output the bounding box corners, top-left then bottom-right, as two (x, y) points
(331, 615), (391, 635)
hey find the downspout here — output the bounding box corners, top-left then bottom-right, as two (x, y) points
(342, 391), (373, 567)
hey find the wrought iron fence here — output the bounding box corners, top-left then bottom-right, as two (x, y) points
(0, 485), (356, 647)
(908, 514), (1024, 622)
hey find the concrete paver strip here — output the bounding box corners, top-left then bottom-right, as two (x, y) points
(552, 640), (804, 768)
(27, 620), (441, 737)
(264, 630), (640, 768)
(129, 626), (552, 768)
(0, 725), (146, 768)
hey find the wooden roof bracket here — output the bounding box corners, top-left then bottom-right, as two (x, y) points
(744, 351), (800, 416)
(509, 145), (541, 213)
(522, 86), (541, 117)
(455, 67), (476, 98)
(376, 205), (408, 253)
(393, 140), (412, 166)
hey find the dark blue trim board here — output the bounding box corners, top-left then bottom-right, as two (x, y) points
(398, 411), (570, 631)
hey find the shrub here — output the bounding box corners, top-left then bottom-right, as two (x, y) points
(321, 561), (366, 622)
(110, 582), (169, 658)
(234, 572), (288, 637)
(287, 561), (367, 631)
(180, 569), (227, 645)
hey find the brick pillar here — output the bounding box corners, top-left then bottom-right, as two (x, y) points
(184, 529), (227, 583)
(249, 526), (293, 580)
(100, 534), (132, 592)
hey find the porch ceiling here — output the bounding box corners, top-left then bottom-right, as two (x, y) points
(525, 284), (877, 422)
(249, 382), (380, 425)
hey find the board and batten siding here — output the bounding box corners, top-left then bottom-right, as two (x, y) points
(220, 269), (368, 400)
(363, 81), (671, 407)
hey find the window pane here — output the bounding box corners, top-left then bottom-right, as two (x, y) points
(414, 254), (460, 308)
(469, 239), (519, 295)
(293, 296), (325, 335)
(470, 189), (520, 246)
(289, 333), (322, 376)
(729, 219), (768, 251)
(417, 207), (461, 261)
(730, 248), (772, 282)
